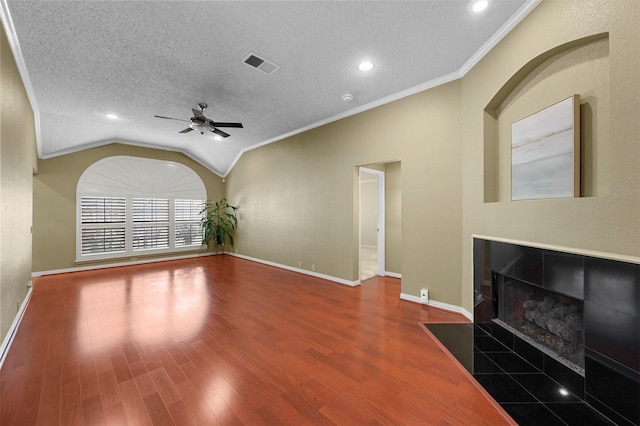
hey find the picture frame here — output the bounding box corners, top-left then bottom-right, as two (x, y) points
(511, 94), (580, 201)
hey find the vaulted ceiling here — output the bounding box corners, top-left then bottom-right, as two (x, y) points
(2, 0), (537, 176)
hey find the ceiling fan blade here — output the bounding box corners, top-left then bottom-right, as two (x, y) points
(212, 128), (231, 138)
(179, 127), (194, 133)
(192, 108), (207, 121)
(154, 115), (189, 122)
(211, 121), (244, 128)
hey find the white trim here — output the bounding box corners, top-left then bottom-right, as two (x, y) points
(400, 292), (473, 321)
(0, 286), (33, 370)
(32, 251), (218, 277)
(385, 271), (401, 279)
(228, 252), (360, 287)
(472, 234), (640, 264)
(359, 167), (386, 280)
(458, 0), (542, 76)
(0, 0), (42, 157)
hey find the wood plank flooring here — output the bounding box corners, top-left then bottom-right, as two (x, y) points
(1, 255), (514, 425)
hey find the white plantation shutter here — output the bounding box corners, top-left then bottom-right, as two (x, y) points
(80, 197), (126, 255)
(77, 157), (207, 261)
(175, 199), (204, 247)
(132, 198), (170, 251)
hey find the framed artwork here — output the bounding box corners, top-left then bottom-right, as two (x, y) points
(511, 95), (580, 201)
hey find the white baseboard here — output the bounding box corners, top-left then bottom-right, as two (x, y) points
(32, 251), (219, 277)
(385, 271), (401, 279)
(400, 292), (473, 321)
(0, 285), (33, 370)
(228, 252), (361, 287)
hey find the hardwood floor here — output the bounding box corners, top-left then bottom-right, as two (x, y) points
(1, 255), (514, 425)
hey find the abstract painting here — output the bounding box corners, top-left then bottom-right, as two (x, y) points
(511, 95), (580, 200)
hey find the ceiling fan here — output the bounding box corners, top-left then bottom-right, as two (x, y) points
(154, 103), (243, 138)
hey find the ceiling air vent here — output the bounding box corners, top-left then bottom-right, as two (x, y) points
(243, 53), (280, 75)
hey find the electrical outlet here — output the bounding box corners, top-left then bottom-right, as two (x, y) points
(17, 300), (21, 312)
(312, 264), (316, 272)
(298, 261), (303, 268)
(420, 289), (429, 304)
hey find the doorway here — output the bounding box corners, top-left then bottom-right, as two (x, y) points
(359, 167), (385, 281)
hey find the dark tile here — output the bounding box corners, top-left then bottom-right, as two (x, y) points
(587, 395), (638, 426)
(472, 352), (503, 374)
(473, 237), (489, 267)
(489, 241), (514, 275)
(424, 324), (474, 354)
(511, 373), (581, 403)
(585, 356), (640, 424)
(474, 264), (493, 323)
(584, 301), (639, 371)
(513, 245), (544, 287)
(513, 335), (544, 370)
(473, 335), (510, 352)
(485, 352), (539, 373)
(584, 257), (640, 317)
(543, 250), (584, 299)
(491, 323), (515, 350)
(450, 349), (473, 372)
(501, 403), (565, 425)
(546, 402), (616, 426)
(544, 353), (585, 399)
(473, 373), (537, 403)
(473, 324), (490, 336)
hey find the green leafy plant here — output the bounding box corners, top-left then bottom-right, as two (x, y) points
(200, 199), (238, 246)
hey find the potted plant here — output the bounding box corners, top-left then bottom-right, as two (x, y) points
(200, 198), (238, 247)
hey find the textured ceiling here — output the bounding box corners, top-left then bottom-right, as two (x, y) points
(3, 0), (537, 176)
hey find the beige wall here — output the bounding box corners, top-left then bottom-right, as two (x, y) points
(32, 144), (225, 272)
(461, 0), (639, 311)
(227, 81), (462, 301)
(1, 22), (37, 340)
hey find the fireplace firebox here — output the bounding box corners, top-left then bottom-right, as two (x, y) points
(495, 274), (584, 373)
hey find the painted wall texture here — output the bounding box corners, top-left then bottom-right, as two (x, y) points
(1, 22), (37, 340)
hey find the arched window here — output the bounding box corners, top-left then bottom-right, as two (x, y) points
(76, 156), (206, 261)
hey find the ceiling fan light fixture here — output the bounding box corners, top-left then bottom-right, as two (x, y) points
(191, 121), (210, 135)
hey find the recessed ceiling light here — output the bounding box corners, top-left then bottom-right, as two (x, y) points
(105, 113), (119, 120)
(341, 93), (354, 102)
(214, 135), (223, 141)
(469, 0), (490, 13)
(358, 61), (374, 71)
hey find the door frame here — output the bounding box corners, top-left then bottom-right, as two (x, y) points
(358, 167), (385, 279)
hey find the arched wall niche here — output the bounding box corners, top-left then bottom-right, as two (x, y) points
(483, 32), (610, 202)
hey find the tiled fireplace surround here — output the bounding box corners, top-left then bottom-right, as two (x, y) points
(473, 238), (640, 424)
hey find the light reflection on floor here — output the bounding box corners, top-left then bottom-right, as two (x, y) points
(76, 266), (210, 354)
